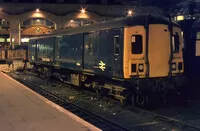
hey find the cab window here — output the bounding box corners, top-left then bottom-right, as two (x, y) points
(131, 35), (142, 54)
(172, 32), (180, 53)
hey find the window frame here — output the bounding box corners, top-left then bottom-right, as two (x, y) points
(131, 35), (143, 54)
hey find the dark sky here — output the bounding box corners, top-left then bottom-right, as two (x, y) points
(1, 0), (188, 12)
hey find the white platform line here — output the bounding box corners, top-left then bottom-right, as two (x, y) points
(1, 72), (102, 131)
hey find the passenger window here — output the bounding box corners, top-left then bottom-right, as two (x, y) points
(172, 32), (180, 53)
(88, 37), (93, 54)
(131, 35), (142, 54)
(84, 33), (93, 55)
(114, 35), (120, 55)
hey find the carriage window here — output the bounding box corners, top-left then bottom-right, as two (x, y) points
(172, 32), (180, 53)
(131, 35), (142, 54)
(0, 38), (5, 42)
(197, 32), (200, 40)
(84, 33), (93, 55)
(114, 35), (120, 55)
(88, 37), (93, 54)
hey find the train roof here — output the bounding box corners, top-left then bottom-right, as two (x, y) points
(30, 13), (179, 40)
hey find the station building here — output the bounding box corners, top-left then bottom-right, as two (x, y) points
(0, 0), (163, 48)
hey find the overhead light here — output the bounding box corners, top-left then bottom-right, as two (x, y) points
(21, 38), (30, 43)
(177, 15), (184, 21)
(36, 8), (40, 12)
(81, 8), (86, 13)
(7, 38), (14, 42)
(127, 10), (133, 16)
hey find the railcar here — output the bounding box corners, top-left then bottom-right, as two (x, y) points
(178, 19), (196, 76)
(175, 19), (200, 102)
(180, 19), (200, 93)
(28, 14), (185, 106)
(185, 19), (200, 76)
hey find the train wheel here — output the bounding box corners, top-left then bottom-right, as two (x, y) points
(136, 89), (148, 107)
(131, 93), (135, 106)
(162, 88), (168, 105)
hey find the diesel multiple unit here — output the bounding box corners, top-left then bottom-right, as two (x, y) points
(28, 14), (184, 106)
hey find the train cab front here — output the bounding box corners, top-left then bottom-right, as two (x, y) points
(122, 18), (186, 106)
(169, 25), (186, 89)
(170, 27), (184, 76)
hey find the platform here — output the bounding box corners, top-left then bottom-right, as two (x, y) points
(0, 72), (100, 131)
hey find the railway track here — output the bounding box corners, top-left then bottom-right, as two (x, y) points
(12, 75), (130, 131)
(8, 71), (200, 131)
(128, 106), (200, 131)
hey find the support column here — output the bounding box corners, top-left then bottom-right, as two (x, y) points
(55, 20), (65, 31)
(9, 20), (21, 49)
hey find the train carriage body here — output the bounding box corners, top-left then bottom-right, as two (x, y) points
(188, 19), (200, 76)
(28, 14), (184, 106)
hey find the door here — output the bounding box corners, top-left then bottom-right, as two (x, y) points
(113, 29), (123, 77)
(148, 24), (170, 77)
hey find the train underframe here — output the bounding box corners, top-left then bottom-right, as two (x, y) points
(33, 63), (187, 107)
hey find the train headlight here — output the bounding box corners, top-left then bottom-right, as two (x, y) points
(138, 64), (144, 72)
(172, 62), (176, 70)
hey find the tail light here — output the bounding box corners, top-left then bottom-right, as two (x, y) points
(138, 63), (144, 72)
(171, 62), (176, 70)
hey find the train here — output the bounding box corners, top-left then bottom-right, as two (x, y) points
(28, 13), (185, 107)
(190, 19), (200, 76)
(179, 18), (200, 98)
(183, 19), (200, 77)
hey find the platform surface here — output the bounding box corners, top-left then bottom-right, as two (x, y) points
(0, 72), (100, 131)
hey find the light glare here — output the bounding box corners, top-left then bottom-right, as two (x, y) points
(36, 8), (40, 12)
(21, 38), (30, 43)
(81, 8), (85, 13)
(177, 15), (184, 21)
(128, 10), (133, 16)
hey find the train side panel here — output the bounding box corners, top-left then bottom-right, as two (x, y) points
(83, 28), (124, 78)
(190, 27), (200, 75)
(28, 40), (37, 63)
(37, 37), (54, 64)
(56, 34), (82, 70)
